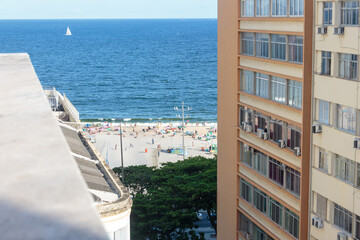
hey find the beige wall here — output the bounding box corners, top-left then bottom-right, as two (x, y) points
(239, 57), (304, 79)
(240, 20), (304, 33)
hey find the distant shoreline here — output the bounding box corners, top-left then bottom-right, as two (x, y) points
(80, 120), (217, 127)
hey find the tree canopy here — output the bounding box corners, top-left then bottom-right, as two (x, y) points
(113, 156), (217, 240)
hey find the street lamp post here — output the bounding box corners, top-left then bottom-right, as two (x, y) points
(174, 101), (191, 160)
(117, 118), (125, 183)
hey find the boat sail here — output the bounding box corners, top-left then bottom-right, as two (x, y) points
(66, 27), (72, 36)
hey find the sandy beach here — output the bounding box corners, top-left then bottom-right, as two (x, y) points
(82, 122), (217, 168)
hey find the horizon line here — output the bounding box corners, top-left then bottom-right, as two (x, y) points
(0, 17), (218, 20)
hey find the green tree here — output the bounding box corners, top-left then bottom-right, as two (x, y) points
(113, 156), (217, 240)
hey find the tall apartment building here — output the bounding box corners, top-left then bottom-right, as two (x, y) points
(218, 0), (313, 239)
(218, 0), (360, 239)
(311, 1), (360, 240)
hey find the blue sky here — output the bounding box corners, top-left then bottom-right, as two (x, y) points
(0, 0), (217, 19)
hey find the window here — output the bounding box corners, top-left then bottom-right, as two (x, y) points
(271, 76), (286, 103)
(253, 225), (267, 239)
(239, 213), (251, 234)
(271, 34), (286, 60)
(256, 33), (270, 58)
(288, 36), (303, 63)
(243, 70), (254, 94)
(335, 155), (355, 184)
(286, 167), (301, 196)
(336, 104), (357, 133)
(241, 179), (253, 203)
(256, 0), (270, 16)
(268, 158), (284, 186)
(268, 197), (283, 226)
(254, 150), (268, 176)
(270, 121), (283, 143)
(339, 53), (358, 80)
(240, 143), (253, 167)
(288, 80), (302, 108)
(241, 0), (255, 17)
(253, 187), (267, 214)
(272, 0), (287, 16)
(318, 149), (328, 172)
(255, 114), (267, 132)
(240, 107), (253, 125)
(255, 73), (269, 98)
(318, 100), (330, 124)
(334, 203), (353, 233)
(357, 163), (360, 188)
(341, 1), (359, 25)
(316, 194), (327, 219)
(323, 2), (333, 25)
(290, 0), (304, 16)
(321, 51), (331, 75)
(242, 33), (254, 56)
(285, 208), (300, 239)
(287, 127), (301, 150)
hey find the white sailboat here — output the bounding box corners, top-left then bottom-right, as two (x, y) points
(65, 27), (72, 36)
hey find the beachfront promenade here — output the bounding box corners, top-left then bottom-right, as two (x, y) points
(84, 124), (217, 168)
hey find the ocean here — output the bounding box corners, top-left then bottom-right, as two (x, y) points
(0, 19), (217, 123)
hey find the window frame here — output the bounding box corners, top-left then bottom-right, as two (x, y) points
(242, 33), (255, 56)
(335, 154), (355, 185)
(271, 34), (287, 61)
(318, 100), (330, 125)
(318, 149), (328, 173)
(321, 51), (331, 75)
(242, 70), (255, 94)
(256, 0), (270, 16)
(323, 2), (333, 25)
(288, 80), (302, 108)
(241, 0), (255, 17)
(339, 53), (358, 81)
(341, 1), (359, 26)
(334, 203), (353, 234)
(255, 33), (270, 58)
(255, 72), (270, 98)
(336, 104), (357, 134)
(285, 167), (301, 196)
(284, 208), (300, 238)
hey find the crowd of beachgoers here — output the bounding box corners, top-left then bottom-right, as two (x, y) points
(81, 122), (217, 168)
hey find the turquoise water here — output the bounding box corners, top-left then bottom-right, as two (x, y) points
(0, 19), (217, 122)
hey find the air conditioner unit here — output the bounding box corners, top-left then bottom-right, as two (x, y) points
(337, 232), (348, 240)
(245, 124), (252, 133)
(244, 144), (250, 152)
(244, 232), (251, 240)
(317, 26), (327, 34)
(312, 124), (322, 134)
(354, 138), (360, 149)
(278, 139), (286, 148)
(257, 129), (264, 138)
(262, 132), (268, 140)
(311, 217), (324, 228)
(334, 27), (345, 35)
(294, 147), (301, 156)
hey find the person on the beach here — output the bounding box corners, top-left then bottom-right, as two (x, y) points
(152, 138), (154, 144)
(115, 144), (117, 150)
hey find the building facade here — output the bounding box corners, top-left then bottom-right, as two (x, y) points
(311, 1), (360, 239)
(218, 0), (313, 239)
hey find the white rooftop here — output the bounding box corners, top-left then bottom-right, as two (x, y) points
(0, 53), (108, 240)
